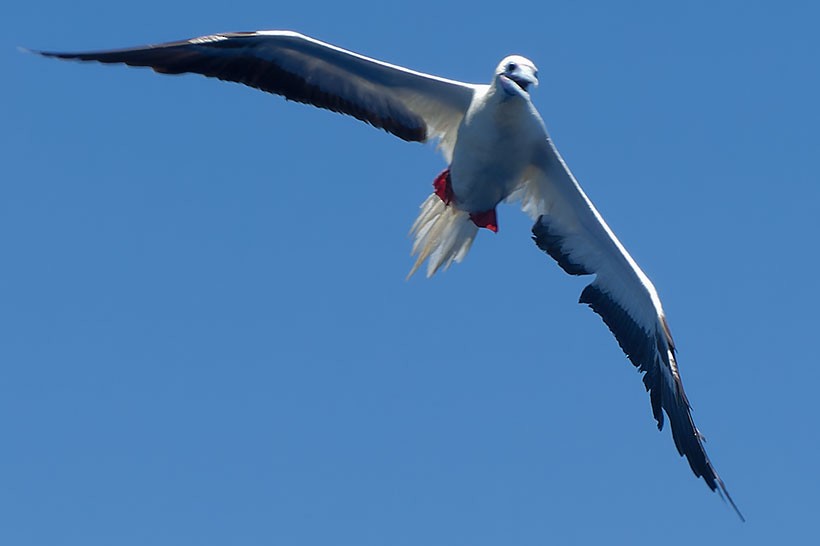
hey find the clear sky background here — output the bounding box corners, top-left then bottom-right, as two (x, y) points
(4, 1), (819, 544)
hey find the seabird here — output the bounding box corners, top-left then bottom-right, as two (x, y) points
(31, 30), (743, 519)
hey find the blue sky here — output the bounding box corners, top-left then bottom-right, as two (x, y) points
(4, 1), (819, 544)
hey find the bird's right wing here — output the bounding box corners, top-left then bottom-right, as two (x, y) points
(34, 30), (480, 158)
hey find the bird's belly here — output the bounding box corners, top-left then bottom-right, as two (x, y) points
(448, 111), (535, 213)
(449, 141), (529, 212)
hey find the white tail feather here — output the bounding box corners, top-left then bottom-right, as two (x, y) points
(408, 194), (478, 278)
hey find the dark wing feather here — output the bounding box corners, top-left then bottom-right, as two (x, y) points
(523, 137), (743, 520)
(34, 31), (476, 146)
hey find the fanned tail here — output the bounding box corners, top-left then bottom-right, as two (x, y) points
(408, 194), (478, 278)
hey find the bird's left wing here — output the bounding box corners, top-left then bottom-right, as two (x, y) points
(33, 30), (479, 157)
(514, 135), (743, 519)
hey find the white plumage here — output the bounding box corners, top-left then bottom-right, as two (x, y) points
(32, 30), (742, 519)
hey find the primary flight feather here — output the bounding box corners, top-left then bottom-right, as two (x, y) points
(32, 30), (742, 519)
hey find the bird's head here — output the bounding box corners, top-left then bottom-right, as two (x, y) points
(495, 55), (538, 97)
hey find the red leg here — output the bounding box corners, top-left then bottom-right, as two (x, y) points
(433, 168), (498, 232)
(469, 209), (498, 232)
(433, 168), (454, 205)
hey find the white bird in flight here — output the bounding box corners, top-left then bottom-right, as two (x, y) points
(32, 30), (742, 519)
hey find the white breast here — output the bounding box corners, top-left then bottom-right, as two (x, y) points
(448, 88), (546, 212)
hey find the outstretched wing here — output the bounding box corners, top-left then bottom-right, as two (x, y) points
(516, 135), (743, 520)
(33, 30), (479, 158)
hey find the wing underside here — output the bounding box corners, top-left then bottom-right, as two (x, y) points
(523, 138), (742, 519)
(35, 30), (478, 155)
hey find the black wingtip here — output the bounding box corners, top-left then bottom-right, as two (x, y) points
(576, 282), (744, 521)
(19, 47), (69, 59)
(715, 478), (746, 522)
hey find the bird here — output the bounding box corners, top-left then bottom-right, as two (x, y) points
(30, 30), (742, 519)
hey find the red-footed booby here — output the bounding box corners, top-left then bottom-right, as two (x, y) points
(30, 30), (743, 519)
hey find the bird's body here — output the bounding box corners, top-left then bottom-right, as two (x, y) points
(30, 30), (742, 519)
(450, 76), (545, 213)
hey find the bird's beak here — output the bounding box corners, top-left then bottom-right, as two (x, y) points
(510, 69), (538, 91)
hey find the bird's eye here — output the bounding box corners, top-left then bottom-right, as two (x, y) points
(507, 62), (517, 72)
